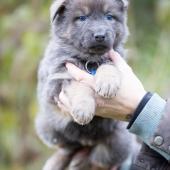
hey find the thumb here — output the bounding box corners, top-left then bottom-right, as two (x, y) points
(109, 50), (131, 71)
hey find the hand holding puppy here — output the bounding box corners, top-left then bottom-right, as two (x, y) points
(59, 50), (146, 121)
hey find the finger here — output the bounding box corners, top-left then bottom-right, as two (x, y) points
(57, 101), (69, 113)
(66, 63), (95, 88)
(109, 50), (131, 71)
(59, 90), (71, 109)
(66, 63), (93, 81)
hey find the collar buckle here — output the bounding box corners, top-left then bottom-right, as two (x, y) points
(85, 60), (100, 75)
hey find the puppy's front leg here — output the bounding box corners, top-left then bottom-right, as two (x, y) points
(95, 64), (121, 98)
(43, 148), (72, 170)
(63, 81), (96, 125)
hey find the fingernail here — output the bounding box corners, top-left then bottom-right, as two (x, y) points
(65, 63), (72, 69)
(109, 49), (115, 55)
(110, 49), (115, 53)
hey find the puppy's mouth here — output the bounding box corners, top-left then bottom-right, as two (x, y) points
(89, 45), (109, 54)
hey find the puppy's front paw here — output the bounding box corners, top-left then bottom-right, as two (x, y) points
(95, 65), (120, 98)
(71, 100), (95, 125)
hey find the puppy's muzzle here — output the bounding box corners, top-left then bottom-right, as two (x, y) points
(88, 29), (113, 54)
(94, 33), (106, 43)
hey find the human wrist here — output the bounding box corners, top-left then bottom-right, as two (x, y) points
(128, 90), (147, 117)
(127, 92), (153, 128)
(113, 89), (147, 121)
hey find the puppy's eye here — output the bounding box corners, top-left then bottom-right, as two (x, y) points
(77, 16), (88, 21)
(105, 14), (116, 21)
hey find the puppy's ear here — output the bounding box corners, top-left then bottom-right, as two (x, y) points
(120, 0), (129, 9)
(50, 0), (67, 23)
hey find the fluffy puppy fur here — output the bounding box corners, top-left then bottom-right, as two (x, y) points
(36, 0), (138, 169)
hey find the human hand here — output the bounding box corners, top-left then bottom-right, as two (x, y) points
(58, 50), (146, 121)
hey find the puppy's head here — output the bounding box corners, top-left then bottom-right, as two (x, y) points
(51, 0), (129, 55)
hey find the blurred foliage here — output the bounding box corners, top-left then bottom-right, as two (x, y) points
(0, 0), (170, 170)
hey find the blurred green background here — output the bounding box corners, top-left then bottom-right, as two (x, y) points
(0, 0), (170, 170)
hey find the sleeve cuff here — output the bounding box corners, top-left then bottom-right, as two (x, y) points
(128, 93), (169, 159)
(128, 93), (166, 140)
(127, 92), (153, 129)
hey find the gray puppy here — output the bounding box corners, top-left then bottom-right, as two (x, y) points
(36, 0), (138, 169)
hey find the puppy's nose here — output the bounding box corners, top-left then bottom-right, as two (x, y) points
(94, 34), (105, 42)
